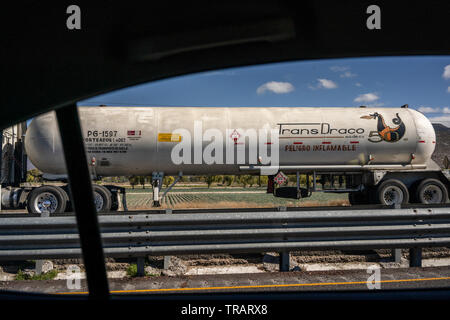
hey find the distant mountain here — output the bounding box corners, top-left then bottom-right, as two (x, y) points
(433, 123), (449, 131)
(432, 123), (450, 168)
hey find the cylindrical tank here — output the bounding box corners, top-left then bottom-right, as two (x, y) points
(24, 106), (436, 176)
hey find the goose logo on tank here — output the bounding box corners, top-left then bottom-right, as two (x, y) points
(361, 112), (406, 143)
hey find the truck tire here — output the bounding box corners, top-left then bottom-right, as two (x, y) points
(27, 185), (67, 214)
(376, 179), (409, 206)
(415, 178), (448, 204)
(60, 185), (73, 212)
(103, 186), (119, 211)
(92, 185), (112, 212)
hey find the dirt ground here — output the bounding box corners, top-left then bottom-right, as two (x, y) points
(2, 248), (450, 281)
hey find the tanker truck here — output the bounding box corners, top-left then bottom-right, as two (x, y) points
(1, 105), (449, 214)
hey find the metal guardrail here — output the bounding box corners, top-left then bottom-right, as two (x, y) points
(0, 207), (450, 269)
(1, 203), (449, 218)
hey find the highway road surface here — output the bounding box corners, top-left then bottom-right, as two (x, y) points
(2, 266), (450, 296)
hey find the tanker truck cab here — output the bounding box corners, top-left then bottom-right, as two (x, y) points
(0, 113), (127, 214)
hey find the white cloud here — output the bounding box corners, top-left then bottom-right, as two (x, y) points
(330, 66), (349, 72)
(317, 79), (338, 89)
(443, 65), (450, 79)
(331, 66), (357, 79)
(308, 79), (338, 90)
(417, 106), (450, 114)
(418, 106), (441, 113)
(256, 81), (294, 95)
(355, 82), (362, 87)
(447, 86), (450, 93)
(428, 115), (450, 127)
(340, 71), (357, 78)
(354, 93), (380, 103)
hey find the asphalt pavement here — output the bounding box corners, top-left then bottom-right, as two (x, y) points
(2, 266), (450, 295)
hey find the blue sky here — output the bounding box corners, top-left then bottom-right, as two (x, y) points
(81, 56), (450, 126)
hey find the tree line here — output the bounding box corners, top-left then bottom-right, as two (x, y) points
(124, 175), (270, 189)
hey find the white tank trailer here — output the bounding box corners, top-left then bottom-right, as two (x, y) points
(2, 105), (449, 213)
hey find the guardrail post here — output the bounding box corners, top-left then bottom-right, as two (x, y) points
(391, 249), (402, 263)
(137, 257), (145, 277)
(35, 260), (44, 275)
(409, 248), (422, 267)
(390, 205), (403, 263)
(163, 256), (171, 270)
(35, 210), (50, 275)
(279, 252), (290, 272)
(163, 209), (172, 269)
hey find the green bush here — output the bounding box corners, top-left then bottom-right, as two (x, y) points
(223, 175), (234, 186)
(129, 176), (139, 189)
(205, 176), (217, 188)
(15, 269), (59, 281)
(126, 264), (137, 277)
(163, 176), (175, 188)
(126, 264), (150, 277)
(258, 175), (268, 187)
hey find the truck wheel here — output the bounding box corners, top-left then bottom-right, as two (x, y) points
(416, 179), (448, 204)
(376, 179), (409, 206)
(92, 185), (112, 212)
(27, 185), (67, 214)
(60, 185), (73, 212)
(104, 187), (119, 211)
